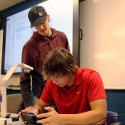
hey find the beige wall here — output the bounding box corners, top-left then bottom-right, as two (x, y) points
(0, 30), (20, 86)
(80, 0), (125, 89)
(1, 0), (125, 88)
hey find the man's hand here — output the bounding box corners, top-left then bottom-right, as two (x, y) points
(36, 106), (61, 125)
(18, 106), (38, 115)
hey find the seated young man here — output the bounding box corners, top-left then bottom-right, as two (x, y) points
(21, 48), (107, 125)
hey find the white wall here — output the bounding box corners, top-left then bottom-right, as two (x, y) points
(1, 0), (125, 88)
(0, 30), (20, 86)
(80, 0), (125, 89)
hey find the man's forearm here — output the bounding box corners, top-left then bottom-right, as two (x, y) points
(36, 99), (49, 113)
(57, 111), (106, 125)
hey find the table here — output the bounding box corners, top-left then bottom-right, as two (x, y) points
(13, 120), (24, 125)
(0, 114), (25, 125)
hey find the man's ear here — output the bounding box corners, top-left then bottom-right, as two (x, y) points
(47, 15), (50, 22)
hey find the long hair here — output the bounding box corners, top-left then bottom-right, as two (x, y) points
(42, 48), (78, 80)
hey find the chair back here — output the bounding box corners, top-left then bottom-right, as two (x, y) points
(107, 111), (121, 125)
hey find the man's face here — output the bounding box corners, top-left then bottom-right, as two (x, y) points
(34, 16), (51, 36)
(52, 74), (75, 87)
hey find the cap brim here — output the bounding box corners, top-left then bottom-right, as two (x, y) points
(31, 15), (46, 27)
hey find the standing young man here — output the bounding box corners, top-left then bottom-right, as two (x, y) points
(21, 48), (107, 125)
(20, 6), (69, 111)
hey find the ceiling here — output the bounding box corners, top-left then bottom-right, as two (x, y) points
(0, 0), (25, 12)
(0, 0), (85, 12)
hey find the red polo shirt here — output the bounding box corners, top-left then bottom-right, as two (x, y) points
(41, 68), (107, 114)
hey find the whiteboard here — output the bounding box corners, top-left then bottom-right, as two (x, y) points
(80, 0), (125, 89)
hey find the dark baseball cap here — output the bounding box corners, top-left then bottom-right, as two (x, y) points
(28, 6), (47, 27)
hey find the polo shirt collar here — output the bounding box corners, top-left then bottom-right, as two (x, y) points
(50, 28), (57, 38)
(74, 68), (83, 86)
(32, 28), (57, 40)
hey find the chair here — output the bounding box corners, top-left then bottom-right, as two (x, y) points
(107, 111), (121, 125)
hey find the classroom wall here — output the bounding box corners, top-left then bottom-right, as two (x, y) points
(80, 0), (125, 89)
(0, 0), (125, 123)
(80, 0), (125, 123)
(0, 30), (20, 85)
(106, 90), (125, 123)
(0, 0), (44, 86)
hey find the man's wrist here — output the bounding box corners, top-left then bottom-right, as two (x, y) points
(25, 106), (34, 110)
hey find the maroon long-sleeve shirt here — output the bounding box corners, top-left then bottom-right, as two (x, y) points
(20, 28), (69, 107)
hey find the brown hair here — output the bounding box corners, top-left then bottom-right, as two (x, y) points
(42, 48), (78, 80)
